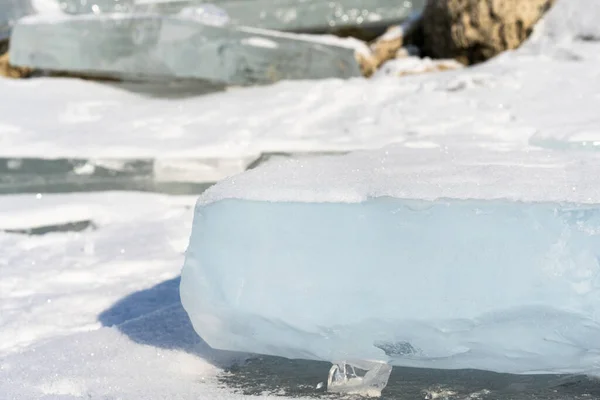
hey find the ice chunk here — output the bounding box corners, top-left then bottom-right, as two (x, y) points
(10, 14), (361, 84)
(180, 145), (600, 393)
(58, 0), (425, 32)
(0, 0), (34, 41)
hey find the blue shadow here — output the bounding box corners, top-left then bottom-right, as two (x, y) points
(98, 276), (239, 367)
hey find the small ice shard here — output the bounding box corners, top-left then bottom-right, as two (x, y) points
(9, 13), (361, 84)
(180, 145), (600, 395)
(58, 0), (426, 33)
(328, 361), (392, 397)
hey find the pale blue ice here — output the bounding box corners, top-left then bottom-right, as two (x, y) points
(180, 196), (600, 377)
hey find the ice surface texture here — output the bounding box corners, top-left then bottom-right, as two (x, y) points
(10, 14), (361, 84)
(181, 146), (600, 376)
(197, 145), (600, 205)
(58, 0), (424, 32)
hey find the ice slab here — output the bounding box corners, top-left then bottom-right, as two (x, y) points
(181, 145), (600, 379)
(58, 0), (424, 32)
(0, 0), (34, 41)
(10, 14), (362, 84)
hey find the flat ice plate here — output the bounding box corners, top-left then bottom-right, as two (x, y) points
(197, 144), (600, 205)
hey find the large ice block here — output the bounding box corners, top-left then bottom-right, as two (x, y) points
(180, 145), (600, 393)
(10, 14), (362, 84)
(58, 0), (425, 32)
(0, 0), (34, 41)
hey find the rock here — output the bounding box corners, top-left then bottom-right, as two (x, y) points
(355, 50), (378, 77)
(371, 25), (405, 68)
(367, 12), (422, 72)
(0, 41), (31, 78)
(420, 0), (556, 64)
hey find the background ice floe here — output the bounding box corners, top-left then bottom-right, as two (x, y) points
(0, 0), (597, 173)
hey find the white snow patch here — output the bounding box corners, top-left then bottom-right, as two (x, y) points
(374, 56), (463, 77)
(31, 0), (62, 14)
(198, 144), (600, 205)
(0, 192), (196, 354)
(241, 37), (279, 49)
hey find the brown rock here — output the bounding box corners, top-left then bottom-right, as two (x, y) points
(420, 0), (556, 64)
(369, 14), (424, 70)
(355, 50), (378, 78)
(371, 25), (405, 68)
(0, 40), (32, 78)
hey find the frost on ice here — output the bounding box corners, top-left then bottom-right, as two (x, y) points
(181, 145), (600, 395)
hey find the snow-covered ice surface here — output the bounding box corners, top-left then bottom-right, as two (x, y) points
(0, 192), (194, 355)
(4, 0), (600, 398)
(197, 145), (600, 205)
(0, 0), (598, 168)
(0, 192), (252, 398)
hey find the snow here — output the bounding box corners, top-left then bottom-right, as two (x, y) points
(0, 192), (263, 399)
(0, 0), (593, 169)
(31, 0), (62, 14)
(374, 56), (463, 77)
(0, 12), (596, 171)
(3, 0), (600, 398)
(178, 4), (231, 27)
(196, 144), (600, 205)
(0, 192), (195, 355)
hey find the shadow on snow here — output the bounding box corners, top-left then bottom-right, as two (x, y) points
(98, 277), (600, 399)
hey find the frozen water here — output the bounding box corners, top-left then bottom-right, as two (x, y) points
(10, 13), (361, 85)
(57, 0), (423, 32)
(0, 0), (34, 40)
(181, 145), (600, 383)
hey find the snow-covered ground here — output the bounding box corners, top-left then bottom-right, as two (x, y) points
(2, 0), (600, 398)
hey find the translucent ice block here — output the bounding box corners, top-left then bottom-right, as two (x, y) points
(182, 198), (600, 370)
(180, 146), (600, 393)
(10, 14), (362, 84)
(58, 0), (425, 32)
(0, 0), (34, 41)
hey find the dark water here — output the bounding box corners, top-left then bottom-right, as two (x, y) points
(0, 152), (343, 195)
(222, 357), (600, 400)
(0, 157), (212, 195)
